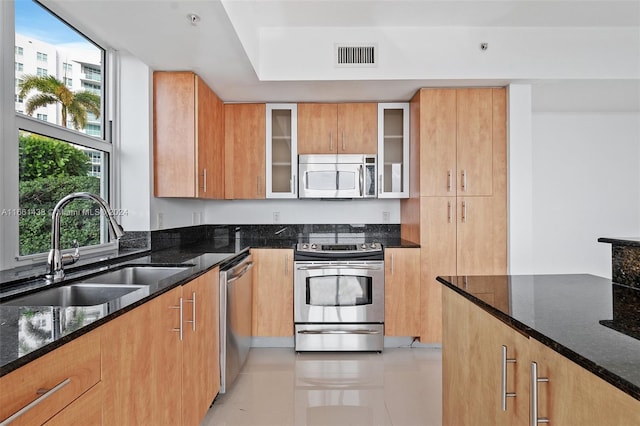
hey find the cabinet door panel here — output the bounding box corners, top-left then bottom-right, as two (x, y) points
(153, 72), (196, 197)
(298, 103), (337, 154)
(182, 269), (220, 426)
(197, 76), (224, 199)
(384, 248), (421, 336)
(225, 103), (266, 199)
(420, 197), (457, 343)
(456, 89), (493, 196)
(420, 89), (457, 196)
(251, 249), (294, 337)
(337, 103), (377, 153)
(529, 339), (640, 426)
(457, 196), (506, 275)
(101, 287), (183, 426)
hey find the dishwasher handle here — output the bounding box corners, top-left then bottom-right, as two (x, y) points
(226, 257), (253, 283)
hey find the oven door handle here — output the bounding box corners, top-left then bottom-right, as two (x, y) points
(296, 265), (382, 271)
(297, 329), (382, 335)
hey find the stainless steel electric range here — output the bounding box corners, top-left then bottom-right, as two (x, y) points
(293, 242), (384, 352)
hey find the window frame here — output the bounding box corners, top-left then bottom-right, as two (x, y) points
(1, 0), (121, 269)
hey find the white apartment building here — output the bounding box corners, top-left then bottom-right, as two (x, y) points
(15, 33), (103, 175)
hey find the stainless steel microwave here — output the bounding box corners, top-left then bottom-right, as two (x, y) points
(298, 154), (377, 199)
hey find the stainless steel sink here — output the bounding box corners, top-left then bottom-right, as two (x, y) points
(82, 265), (192, 285)
(0, 283), (146, 307)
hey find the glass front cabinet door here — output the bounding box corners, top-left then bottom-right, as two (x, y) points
(266, 104), (298, 198)
(377, 103), (409, 198)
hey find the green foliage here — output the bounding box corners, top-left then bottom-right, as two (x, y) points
(19, 133), (90, 180)
(18, 74), (101, 130)
(19, 176), (102, 256)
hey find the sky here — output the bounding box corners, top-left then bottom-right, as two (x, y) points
(15, 0), (97, 51)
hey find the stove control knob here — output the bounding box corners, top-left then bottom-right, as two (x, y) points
(361, 244), (367, 249)
(302, 244), (308, 249)
(311, 244), (317, 249)
(371, 243), (377, 249)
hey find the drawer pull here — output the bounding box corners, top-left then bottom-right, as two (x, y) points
(1, 378), (71, 426)
(501, 345), (517, 411)
(530, 362), (550, 425)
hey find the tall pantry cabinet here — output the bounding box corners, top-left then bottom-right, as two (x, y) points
(401, 88), (507, 343)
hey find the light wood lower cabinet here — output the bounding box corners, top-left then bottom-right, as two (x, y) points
(442, 287), (640, 426)
(102, 268), (220, 426)
(44, 383), (103, 426)
(181, 268), (220, 426)
(101, 286), (183, 425)
(251, 248), (293, 337)
(0, 330), (101, 426)
(384, 247), (421, 336)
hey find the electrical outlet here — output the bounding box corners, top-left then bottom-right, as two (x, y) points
(382, 211), (390, 224)
(273, 212), (280, 224)
(157, 212), (164, 229)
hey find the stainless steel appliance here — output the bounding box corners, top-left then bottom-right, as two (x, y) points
(294, 242), (384, 351)
(219, 251), (253, 393)
(298, 154), (377, 199)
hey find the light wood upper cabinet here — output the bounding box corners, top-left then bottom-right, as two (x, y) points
(154, 71), (224, 198)
(0, 330), (101, 426)
(378, 103), (410, 198)
(298, 103), (377, 154)
(420, 89), (457, 196)
(457, 88), (494, 196)
(384, 247), (421, 336)
(266, 104), (298, 198)
(225, 103), (266, 199)
(251, 248), (294, 337)
(419, 88), (500, 197)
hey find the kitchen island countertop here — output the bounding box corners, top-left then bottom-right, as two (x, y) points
(437, 274), (640, 400)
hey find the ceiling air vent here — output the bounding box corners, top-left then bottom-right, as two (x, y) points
(335, 44), (377, 67)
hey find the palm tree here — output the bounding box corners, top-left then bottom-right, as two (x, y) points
(18, 75), (101, 130)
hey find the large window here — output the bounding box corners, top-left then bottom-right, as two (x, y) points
(13, 0), (112, 258)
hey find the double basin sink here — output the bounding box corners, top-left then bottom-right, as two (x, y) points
(1, 265), (192, 307)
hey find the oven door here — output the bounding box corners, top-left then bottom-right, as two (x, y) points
(294, 261), (384, 323)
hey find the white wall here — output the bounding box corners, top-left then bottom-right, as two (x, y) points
(118, 52), (151, 231)
(530, 112), (640, 278)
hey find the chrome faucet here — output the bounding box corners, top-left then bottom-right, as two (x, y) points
(46, 192), (125, 283)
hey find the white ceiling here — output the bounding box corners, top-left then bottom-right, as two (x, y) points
(43, 0), (640, 111)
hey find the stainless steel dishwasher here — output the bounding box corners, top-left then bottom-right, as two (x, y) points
(219, 251), (253, 393)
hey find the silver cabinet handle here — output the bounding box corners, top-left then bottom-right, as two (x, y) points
(461, 169), (467, 191)
(227, 262), (254, 283)
(171, 298), (183, 341)
(0, 378), (71, 426)
(501, 345), (517, 411)
(447, 201), (452, 223)
(330, 132), (334, 151)
(530, 362), (550, 425)
(461, 201), (467, 223)
(359, 165), (364, 196)
(202, 168), (207, 193)
(342, 130), (345, 151)
(447, 170), (453, 192)
(184, 291), (196, 331)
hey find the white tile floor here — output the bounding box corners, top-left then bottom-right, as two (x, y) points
(201, 347), (442, 426)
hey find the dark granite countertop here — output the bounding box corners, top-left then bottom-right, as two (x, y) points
(0, 224), (418, 377)
(0, 247), (246, 376)
(598, 237), (640, 248)
(437, 274), (640, 401)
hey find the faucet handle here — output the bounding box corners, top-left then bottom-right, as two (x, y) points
(62, 240), (81, 266)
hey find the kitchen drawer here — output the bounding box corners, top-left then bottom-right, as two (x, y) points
(43, 383), (102, 426)
(0, 330), (101, 426)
